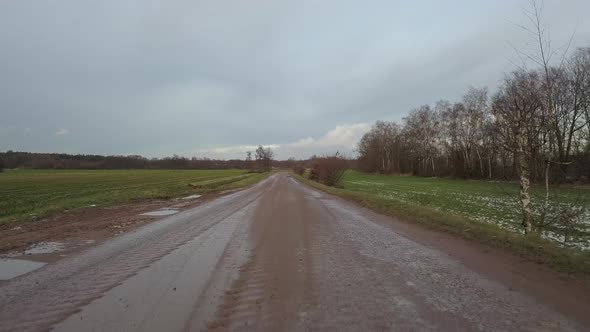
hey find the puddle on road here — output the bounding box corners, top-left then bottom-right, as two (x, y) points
(140, 209), (179, 217)
(24, 242), (66, 255)
(182, 194), (202, 200)
(0, 259), (46, 280)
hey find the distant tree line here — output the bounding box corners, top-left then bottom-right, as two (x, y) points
(243, 146), (274, 172)
(357, 46), (590, 184)
(0, 151), (253, 170)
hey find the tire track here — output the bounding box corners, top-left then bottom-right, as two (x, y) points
(208, 176), (311, 331)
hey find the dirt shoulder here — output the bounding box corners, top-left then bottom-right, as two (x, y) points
(291, 174), (590, 327)
(292, 173), (590, 277)
(371, 209), (590, 326)
(0, 191), (237, 261)
(0, 171), (272, 262)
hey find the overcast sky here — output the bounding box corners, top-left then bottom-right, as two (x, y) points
(1, 0), (589, 159)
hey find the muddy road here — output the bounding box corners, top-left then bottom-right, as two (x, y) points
(0, 173), (588, 331)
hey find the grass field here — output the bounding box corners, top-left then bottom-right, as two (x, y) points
(294, 171), (590, 274)
(340, 171), (590, 250)
(0, 169), (268, 224)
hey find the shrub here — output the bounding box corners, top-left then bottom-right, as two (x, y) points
(292, 165), (305, 176)
(310, 153), (348, 186)
(309, 163), (320, 181)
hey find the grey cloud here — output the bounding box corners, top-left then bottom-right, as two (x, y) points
(1, 0), (589, 158)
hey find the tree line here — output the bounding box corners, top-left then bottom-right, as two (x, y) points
(0, 145), (278, 172)
(357, 46), (590, 184)
(357, 39), (590, 235)
(244, 145), (274, 172)
(0, 151), (255, 170)
(356, 1), (590, 236)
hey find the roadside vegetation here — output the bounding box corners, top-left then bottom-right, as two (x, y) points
(0, 169), (269, 224)
(344, 172), (590, 249)
(294, 171), (590, 275)
(306, 153), (348, 187)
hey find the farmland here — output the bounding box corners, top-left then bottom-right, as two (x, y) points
(0, 169), (267, 224)
(338, 171), (590, 250)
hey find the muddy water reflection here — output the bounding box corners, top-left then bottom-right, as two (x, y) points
(0, 259), (46, 280)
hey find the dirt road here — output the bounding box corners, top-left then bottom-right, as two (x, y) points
(0, 173), (588, 331)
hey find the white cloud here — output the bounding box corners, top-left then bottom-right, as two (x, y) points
(189, 123), (369, 160)
(290, 123), (370, 150)
(191, 144), (280, 159)
(206, 144), (280, 154)
(55, 128), (69, 136)
(280, 123), (370, 158)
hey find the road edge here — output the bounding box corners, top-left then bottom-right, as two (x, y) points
(291, 172), (590, 278)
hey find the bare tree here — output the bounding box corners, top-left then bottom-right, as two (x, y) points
(357, 121), (402, 174)
(255, 145), (265, 171)
(263, 148), (274, 171)
(245, 151), (252, 170)
(512, 0), (585, 234)
(403, 105), (442, 176)
(463, 87), (489, 178)
(492, 70), (544, 234)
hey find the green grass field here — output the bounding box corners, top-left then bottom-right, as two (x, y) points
(0, 169), (268, 224)
(294, 171), (590, 274)
(340, 171), (590, 250)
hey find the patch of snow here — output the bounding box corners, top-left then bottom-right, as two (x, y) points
(24, 242), (66, 255)
(140, 209), (179, 217)
(182, 194), (202, 200)
(347, 181), (385, 186)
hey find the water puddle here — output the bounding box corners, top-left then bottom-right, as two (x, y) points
(182, 194), (202, 200)
(24, 242), (66, 255)
(140, 209), (179, 217)
(0, 259), (46, 280)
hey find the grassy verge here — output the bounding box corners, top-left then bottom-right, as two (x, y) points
(0, 169), (270, 224)
(205, 172), (270, 192)
(293, 172), (590, 276)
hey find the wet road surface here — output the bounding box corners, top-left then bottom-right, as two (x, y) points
(0, 173), (588, 331)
